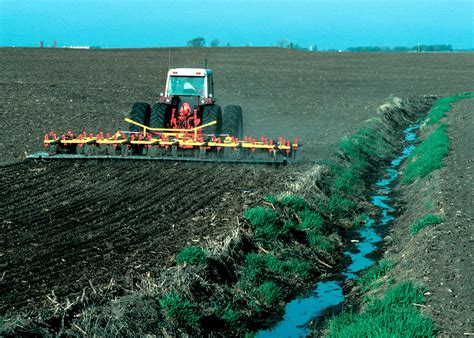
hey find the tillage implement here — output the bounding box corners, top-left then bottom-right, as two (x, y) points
(27, 68), (299, 164)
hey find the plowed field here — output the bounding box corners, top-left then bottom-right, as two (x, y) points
(0, 160), (289, 313)
(0, 48), (472, 316)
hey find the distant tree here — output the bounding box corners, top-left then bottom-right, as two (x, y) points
(210, 39), (220, 47)
(187, 37), (206, 47)
(287, 42), (304, 50)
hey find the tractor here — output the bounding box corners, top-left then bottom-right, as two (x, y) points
(27, 67), (298, 163)
(129, 68), (243, 139)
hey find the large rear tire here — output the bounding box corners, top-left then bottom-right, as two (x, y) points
(222, 105), (243, 139)
(202, 104), (222, 135)
(150, 103), (168, 128)
(129, 102), (151, 132)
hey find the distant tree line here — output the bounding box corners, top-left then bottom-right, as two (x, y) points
(346, 44), (453, 52)
(185, 37), (455, 53)
(187, 37), (226, 47)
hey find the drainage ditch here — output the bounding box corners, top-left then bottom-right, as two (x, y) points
(258, 124), (421, 337)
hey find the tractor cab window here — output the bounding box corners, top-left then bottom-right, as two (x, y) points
(169, 76), (205, 96)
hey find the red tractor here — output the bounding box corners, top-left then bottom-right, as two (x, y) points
(129, 68), (243, 139)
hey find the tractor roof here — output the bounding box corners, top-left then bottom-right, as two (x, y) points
(168, 68), (212, 77)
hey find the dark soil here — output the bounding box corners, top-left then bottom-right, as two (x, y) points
(418, 99), (474, 335)
(1, 47), (472, 321)
(0, 160), (289, 315)
(1, 48), (473, 163)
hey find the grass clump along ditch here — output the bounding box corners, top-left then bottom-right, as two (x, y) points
(323, 281), (435, 337)
(402, 92), (474, 184)
(424, 92), (474, 126)
(175, 246), (209, 265)
(402, 123), (449, 184)
(357, 259), (394, 291)
(320, 260), (434, 336)
(411, 214), (443, 235)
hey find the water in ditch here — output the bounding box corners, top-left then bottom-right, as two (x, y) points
(258, 124), (420, 337)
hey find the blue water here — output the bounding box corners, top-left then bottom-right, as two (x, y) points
(258, 281), (343, 338)
(257, 124), (420, 337)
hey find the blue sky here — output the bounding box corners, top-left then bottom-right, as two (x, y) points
(0, 0), (472, 49)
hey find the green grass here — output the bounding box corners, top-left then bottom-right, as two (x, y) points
(236, 253), (313, 315)
(403, 93), (474, 184)
(411, 214), (443, 235)
(306, 230), (334, 252)
(318, 194), (357, 219)
(298, 210), (325, 231)
(255, 281), (283, 306)
(402, 123), (449, 184)
(245, 206), (279, 227)
(159, 293), (201, 327)
(245, 207), (288, 245)
(425, 92), (474, 126)
(331, 168), (365, 196)
(238, 253), (312, 287)
(214, 302), (241, 325)
(338, 128), (391, 172)
(324, 281), (435, 337)
(279, 195), (309, 212)
(357, 259), (394, 291)
(175, 246), (208, 266)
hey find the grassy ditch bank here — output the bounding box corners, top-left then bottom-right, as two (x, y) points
(0, 97), (433, 336)
(319, 92), (473, 337)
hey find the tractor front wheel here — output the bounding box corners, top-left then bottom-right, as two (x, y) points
(222, 105), (243, 139)
(202, 104), (222, 135)
(129, 102), (151, 132)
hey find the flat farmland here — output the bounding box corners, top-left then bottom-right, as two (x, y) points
(0, 48), (472, 163)
(0, 48), (472, 316)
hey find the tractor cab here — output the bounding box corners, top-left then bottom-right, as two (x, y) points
(161, 68), (215, 104)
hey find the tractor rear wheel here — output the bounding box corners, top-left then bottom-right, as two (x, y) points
(150, 103), (168, 129)
(129, 102), (151, 132)
(222, 105), (243, 139)
(202, 104), (222, 135)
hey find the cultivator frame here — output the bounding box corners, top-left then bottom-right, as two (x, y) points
(27, 117), (299, 164)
